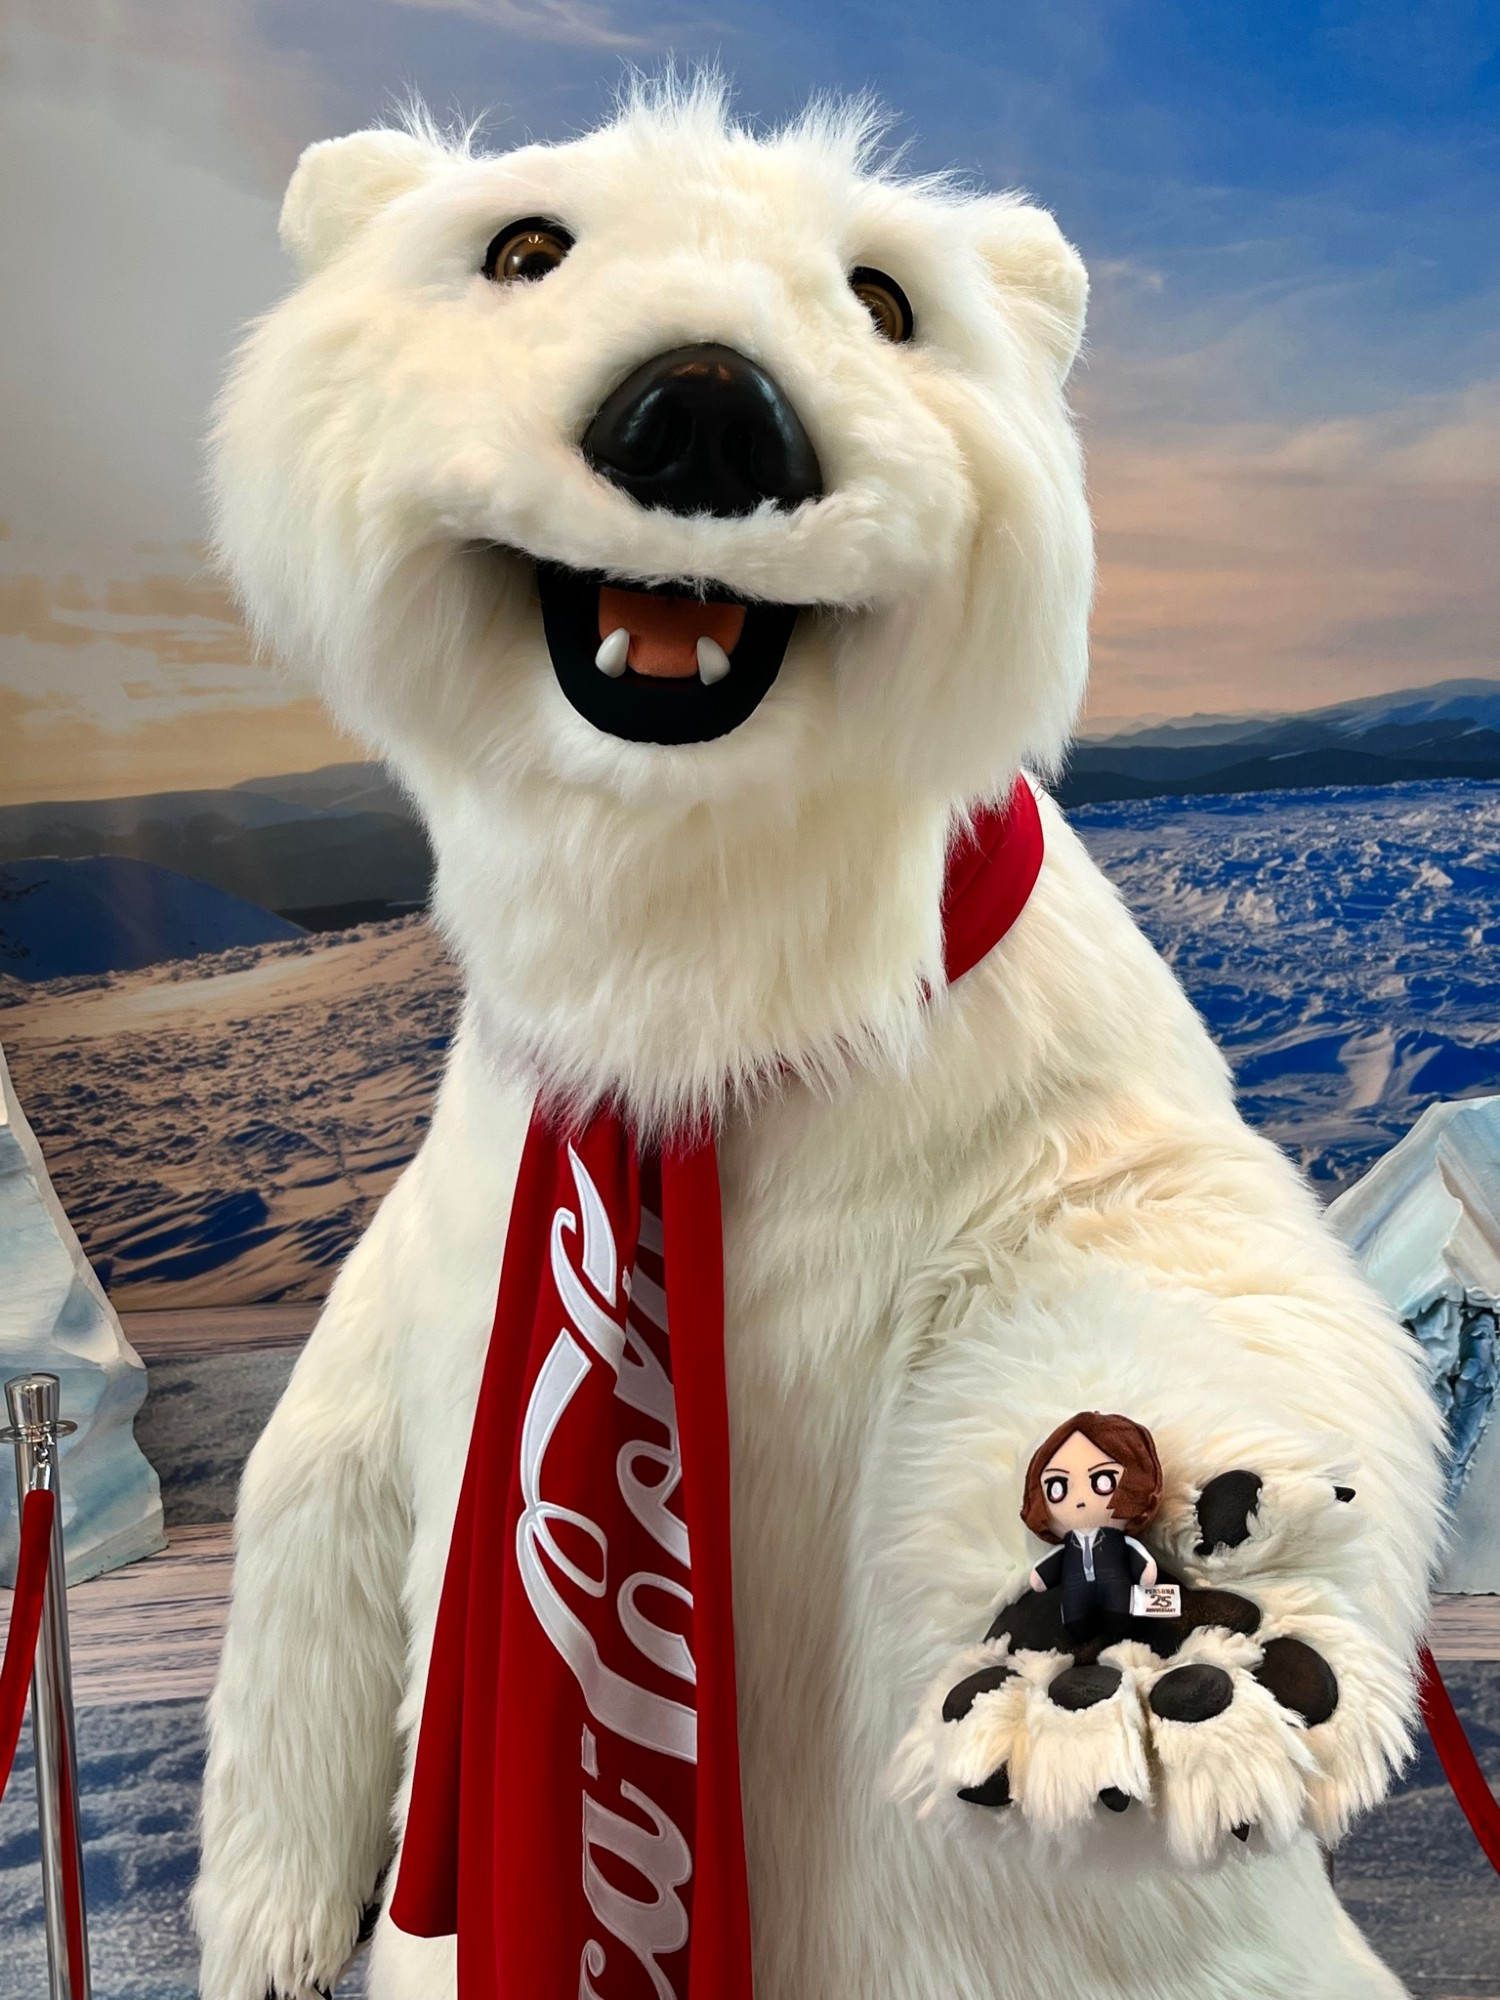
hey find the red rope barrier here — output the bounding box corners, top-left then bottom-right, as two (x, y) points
(1419, 1641), (1500, 1875)
(1, 1488), (56, 1801)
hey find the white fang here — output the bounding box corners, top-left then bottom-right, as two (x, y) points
(595, 627), (630, 677)
(695, 636), (731, 684)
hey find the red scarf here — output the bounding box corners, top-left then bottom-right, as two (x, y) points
(390, 778), (1044, 1998)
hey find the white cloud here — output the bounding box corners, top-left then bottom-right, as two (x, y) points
(1080, 376), (1500, 722)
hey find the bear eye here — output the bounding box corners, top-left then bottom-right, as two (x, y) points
(1043, 1474), (1069, 1505)
(849, 266), (914, 343)
(483, 217), (575, 284)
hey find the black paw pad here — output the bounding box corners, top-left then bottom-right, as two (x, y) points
(1149, 1663), (1235, 1723)
(1048, 1662), (1122, 1712)
(1254, 1636), (1339, 1726)
(957, 1766), (1012, 1808)
(1195, 1470), (1263, 1554)
(1098, 1786), (1132, 1813)
(1141, 1586), (1261, 1658)
(1181, 1587), (1261, 1636)
(943, 1662), (1015, 1723)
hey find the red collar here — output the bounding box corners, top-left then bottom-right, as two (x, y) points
(940, 776), (1044, 985)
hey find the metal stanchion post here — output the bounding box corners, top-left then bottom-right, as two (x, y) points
(4, 1373), (92, 2000)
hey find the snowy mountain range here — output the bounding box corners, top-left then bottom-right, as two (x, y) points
(0, 765), (430, 939)
(1063, 678), (1500, 806)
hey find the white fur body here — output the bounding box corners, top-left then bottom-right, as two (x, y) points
(194, 84), (1442, 2000)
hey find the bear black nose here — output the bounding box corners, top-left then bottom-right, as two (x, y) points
(581, 343), (824, 519)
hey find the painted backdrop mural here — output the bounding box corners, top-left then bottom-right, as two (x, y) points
(2, 0), (1498, 1306)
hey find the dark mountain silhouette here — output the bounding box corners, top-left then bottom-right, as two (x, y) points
(0, 856), (305, 981)
(1061, 678), (1500, 806)
(229, 762), (412, 817)
(0, 770), (432, 934)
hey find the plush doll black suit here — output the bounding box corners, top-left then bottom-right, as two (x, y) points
(1032, 1525), (1154, 1638)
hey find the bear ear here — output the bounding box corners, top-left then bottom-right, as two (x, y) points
(975, 200), (1088, 378)
(279, 128), (442, 277)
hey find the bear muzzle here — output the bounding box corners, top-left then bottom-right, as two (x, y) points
(581, 343), (824, 520)
(531, 347), (824, 746)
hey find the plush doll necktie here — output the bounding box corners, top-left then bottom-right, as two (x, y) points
(390, 778), (1045, 1999)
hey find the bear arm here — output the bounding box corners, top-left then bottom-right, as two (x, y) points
(194, 1205), (412, 2000)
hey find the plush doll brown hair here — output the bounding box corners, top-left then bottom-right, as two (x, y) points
(1021, 1411), (1163, 1544)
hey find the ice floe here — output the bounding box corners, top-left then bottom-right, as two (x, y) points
(0, 1040), (164, 1584)
(1328, 1092), (1500, 1592)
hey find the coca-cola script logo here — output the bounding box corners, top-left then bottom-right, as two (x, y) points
(517, 1146), (697, 2000)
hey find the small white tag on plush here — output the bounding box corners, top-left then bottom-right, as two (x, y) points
(1131, 1582), (1182, 1618)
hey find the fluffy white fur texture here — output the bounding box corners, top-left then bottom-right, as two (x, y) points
(196, 78), (1443, 2000)
(1016, 1646), (1154, 1829)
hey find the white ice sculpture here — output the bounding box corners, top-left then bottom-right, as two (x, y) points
(1327, 1093), (1500, 1593)
(0, 1040), (164, 1585)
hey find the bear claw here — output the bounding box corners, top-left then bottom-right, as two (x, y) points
(957, 1766), (1012, 1809)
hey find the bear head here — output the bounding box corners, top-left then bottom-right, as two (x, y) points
(211, 79), (1093, 1128)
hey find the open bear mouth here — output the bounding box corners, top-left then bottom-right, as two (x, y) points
(535, 561), (802, 745)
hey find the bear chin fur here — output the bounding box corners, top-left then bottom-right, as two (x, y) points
(194, 77), (1441, 2000)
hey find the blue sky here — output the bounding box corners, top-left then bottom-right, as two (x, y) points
(264, 0), (1500, 415)
(2, 0), (1497, 797)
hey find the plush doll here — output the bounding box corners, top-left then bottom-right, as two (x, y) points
(193, 80), (1443, 2000)
(1023, 1410), (1164, 1637)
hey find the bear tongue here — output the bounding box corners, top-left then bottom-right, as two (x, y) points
(597, 585), (747, 679)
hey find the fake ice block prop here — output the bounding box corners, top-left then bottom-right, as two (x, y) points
(0, 1041), (164, 1585)
(1327, 1093), (1500, 1593)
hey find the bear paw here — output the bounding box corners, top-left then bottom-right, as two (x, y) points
(898, 1473), (1412, 1860)
(1133, 1629), (1317, 1861)
(194, 1874), (364, 2000)
(1172, 1464), (1365, 1584)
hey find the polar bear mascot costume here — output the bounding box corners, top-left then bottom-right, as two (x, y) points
(195, 80), (1441, 2000)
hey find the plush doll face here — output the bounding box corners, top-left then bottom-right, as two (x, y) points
(1039, 1430), (1128, 1538)
(1022, 1411), (1163, 1545)
(210, 83), (1093, 819)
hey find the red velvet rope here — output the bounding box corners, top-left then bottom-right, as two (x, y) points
(1418, 1642), (1500, 1875)
(0, 1489), (56, 1801)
